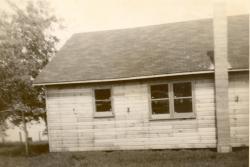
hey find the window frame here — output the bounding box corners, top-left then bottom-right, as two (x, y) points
(92, 87), (114, 118)
(150, 83), (171, 119)
(148, 81), (196, 120)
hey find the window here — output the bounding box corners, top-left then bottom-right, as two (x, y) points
(94, 88), (113, 117)
(150, 82), (194, 119)
(150, 84), (170, 114)
(173, 82), (193, 114)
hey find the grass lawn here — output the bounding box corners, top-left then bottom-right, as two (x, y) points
(0, 143), (248, 167)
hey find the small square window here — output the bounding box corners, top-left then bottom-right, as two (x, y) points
(151, 84), (169, 99)
(174, 98), (192, 113)
(173, 82), (192, 97)
(95, 89), (111, 100)
(94, 89), (112, 112)
(95, 101), (111, 112)
(151, 100), (170, 114)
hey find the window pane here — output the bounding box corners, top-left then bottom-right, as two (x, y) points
(174, 98), (192, 113)
(173, 82), (192, 97)
(95, 89), (111, 100)
(152, 100), (169, 114)
(151, 84), (168, 99)
(95, 101), (111, 112)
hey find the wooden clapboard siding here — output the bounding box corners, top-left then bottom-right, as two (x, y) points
(46, 76), (219, 152)
(229, 73), (249, 147)
(46, 73), (249, 152)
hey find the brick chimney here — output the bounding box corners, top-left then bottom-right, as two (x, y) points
(213, 1), (232, 153)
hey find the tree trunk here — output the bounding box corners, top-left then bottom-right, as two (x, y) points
(0, 116), (5, 143)
(22, 110), (29, 156)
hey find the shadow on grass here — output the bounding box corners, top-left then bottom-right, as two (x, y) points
(0, 142), (49, 156)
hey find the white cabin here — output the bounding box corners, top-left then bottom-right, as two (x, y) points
(34, 15), (249, 152)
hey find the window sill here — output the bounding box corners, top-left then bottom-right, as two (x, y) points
(150, 114), (195, 121)
(94, 112), (114, 118)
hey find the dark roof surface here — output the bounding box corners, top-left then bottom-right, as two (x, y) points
(34, 15), (249, 85)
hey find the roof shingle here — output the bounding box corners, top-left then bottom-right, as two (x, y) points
(34, 15), (249, 85)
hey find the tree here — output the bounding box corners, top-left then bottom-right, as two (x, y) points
(0, 0), (59, 155)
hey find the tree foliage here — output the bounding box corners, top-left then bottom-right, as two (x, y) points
(0, 0), (59, 127)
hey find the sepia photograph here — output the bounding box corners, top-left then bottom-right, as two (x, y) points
(0, 0), (249, 166)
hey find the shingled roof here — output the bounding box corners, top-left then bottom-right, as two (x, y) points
(34, 15), (249, 85)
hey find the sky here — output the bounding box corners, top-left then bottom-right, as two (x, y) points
(0, 0), (249, 48)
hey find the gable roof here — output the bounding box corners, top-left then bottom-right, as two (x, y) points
(34, 15), (249, 86)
